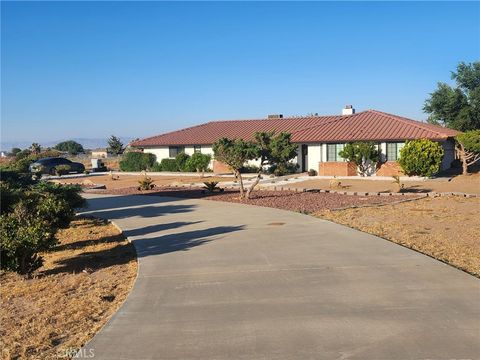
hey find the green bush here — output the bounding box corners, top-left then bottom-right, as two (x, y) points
(158, 158), (178, 172)
(240, 165), (260, 173)
(1, 207), (55, 275)
(398, 139), (444, 177)
(185, 153), (211, 173)
(150, 162), (163, 172)
(268, 162), (298, 176)
(0, 173), (84, 275)
(119, 152), (156, 171)
(339, 142), (379, 176)
(175, 152), (190, 171)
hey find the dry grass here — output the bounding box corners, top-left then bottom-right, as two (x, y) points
(316, 196), (480, 277)
(0, 217), (137, 360)
(290, 172), (480, 194)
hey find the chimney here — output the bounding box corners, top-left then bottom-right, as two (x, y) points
(342, 105), (355, 115)
(267, 114), (283, 119)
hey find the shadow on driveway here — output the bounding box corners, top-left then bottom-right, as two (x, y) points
(43, 224), (245, 275)
(134, 225), (245, 257)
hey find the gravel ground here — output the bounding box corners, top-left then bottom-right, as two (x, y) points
(87, 186), (421, 212)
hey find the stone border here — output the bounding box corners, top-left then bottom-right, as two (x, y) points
(82, 181), (480, 199)
(269, 186), (480, 198)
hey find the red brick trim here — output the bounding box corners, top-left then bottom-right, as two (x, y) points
(318, 162), (357, 176)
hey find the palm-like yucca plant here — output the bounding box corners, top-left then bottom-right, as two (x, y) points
(202, 181), (225, 194)
(137, 176), (155, 191)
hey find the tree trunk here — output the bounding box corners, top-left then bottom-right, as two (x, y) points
(246, 172), (262, 199)
(457, 143), (468, 175)
(235, 169), (245, 199)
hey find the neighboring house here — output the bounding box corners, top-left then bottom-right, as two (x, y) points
(91, 149), (108, 158)
(131, 106), (459, 176)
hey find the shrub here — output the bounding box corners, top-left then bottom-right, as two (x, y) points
(119, 152), (156, 171)
(398, 139), (444, 177)
(268, 162), (298, 176)
(137, 176), (155, 191)
(0, 175), (84, 275)
(185, 153), (211, 174)
(0, 207), (55, 275)
(240, 165), (260, 173)
(308, 169), (317, 176)
(339, 142), (379, 176)
(158, 158), (179, 172)
(202, 181), (223, 193)
(150, 162), (163, 172)
(175, 152), (190, 171)
(55, 164), (71, 176)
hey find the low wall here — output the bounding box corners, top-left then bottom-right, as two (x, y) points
(212, 160), (232, 174)
(318, 162), (357, 176)
(376, 161), (403, 176)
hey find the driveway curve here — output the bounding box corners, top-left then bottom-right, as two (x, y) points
(80, 193), (479, 360)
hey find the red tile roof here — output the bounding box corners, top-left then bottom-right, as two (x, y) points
(131, 110), (459, 147)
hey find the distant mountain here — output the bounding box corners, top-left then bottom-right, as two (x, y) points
(0, 137), (135, 152)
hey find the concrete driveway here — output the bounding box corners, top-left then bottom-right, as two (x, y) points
(80, 194), (480, 360)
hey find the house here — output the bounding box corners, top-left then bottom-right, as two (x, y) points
(91, 148), (108, 158)
(131, 106), (459, 176)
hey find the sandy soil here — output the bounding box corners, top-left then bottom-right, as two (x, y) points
(52, 174), (236, 190)
(316, 196), (480, 277)
(1, 218), (137, 360)
(289, 173), (480, 194)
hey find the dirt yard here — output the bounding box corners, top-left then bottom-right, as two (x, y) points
(289, 173), (480, 194)
(0, 217), (137, 360)
(316, 196), (480, 277)
(52, 174), (236, 190)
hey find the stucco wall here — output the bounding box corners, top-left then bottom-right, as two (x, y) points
(307, 145), (321, 172)
(440, 139), (456, 171)
(143, 147), (169, 162)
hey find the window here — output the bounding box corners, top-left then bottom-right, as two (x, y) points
(169, 146), (185, 158)
(326, 143), (345, 162)
(385, 142), (404, 161)
(194, 145), (201, 153)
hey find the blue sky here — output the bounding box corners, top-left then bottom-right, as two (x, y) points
(2, 1), (479, 145)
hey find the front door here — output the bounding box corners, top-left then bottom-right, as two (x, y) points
(301, 145), (308, 172)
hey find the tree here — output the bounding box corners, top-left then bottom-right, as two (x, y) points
(107, 135), (124, 155)
(30, 143), (41, 155)
(54, 140), (84, 155)
(245, 132), (298, 198)
(455, 130), (480, 175)
(11, 148), (21, 156)
(185, 153), (212, 177)
(424, 61), (480, 131)
(212, 138), (259, 199)
(338, 142), (380, 176)
(398, 139), (444, 177)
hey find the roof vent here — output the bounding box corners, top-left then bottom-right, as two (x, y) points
(342, 105), (355, 116)
(267, 114), (283, 119)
